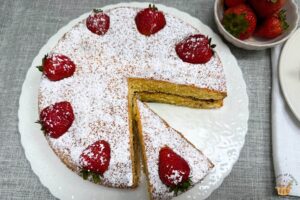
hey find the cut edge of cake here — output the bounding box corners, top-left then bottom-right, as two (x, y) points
(128, 78), (227, 101)
(133, 99), (214, 200)
(126, 77), (225, 188)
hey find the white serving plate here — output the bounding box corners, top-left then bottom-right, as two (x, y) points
(279, 28), (300, 122)
(18, 2), (249, 200)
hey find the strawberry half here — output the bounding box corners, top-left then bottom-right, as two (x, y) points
(135, 4), (166, 36)
(159, 146), (191, 195)
(37, 54), (76, 81)
(86, 9), (110, 35)
(79, 140), (111, 183)
(175, 34), (216, 64)
(249, 0), (286, 18)
(39, 101), (74, 139)
(256, 10), (289, 39)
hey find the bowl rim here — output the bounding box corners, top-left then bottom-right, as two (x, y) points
(214, 0), (299, 48)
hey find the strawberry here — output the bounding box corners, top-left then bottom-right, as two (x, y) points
(79, 140), (111, 174)
(249, 0), (286, 18)
(222, 4), (257, 40)
(39, 101), (74, 139)
(225, 0), (245, 8)
(175, 34), (216, 64)
(135, 4), (166, 36)
(159, 146), (191, 195)
(37, 54), (76, 81)
(86, 9), (110, 35)
(256, 10), (289, 39)
(79, 140), (111, 183)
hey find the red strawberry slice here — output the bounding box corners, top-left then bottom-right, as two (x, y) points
(79, 140), (111, 175)
(175, 34), (216, 64)
(135, 4), (166, 36)
(86, 9), (110, 35)
(159, 146), (191, 195)
(39, 101), (74, 138)
(37, 54), (76, 81)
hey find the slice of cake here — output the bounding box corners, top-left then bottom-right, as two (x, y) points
(135, 100), (213, 200)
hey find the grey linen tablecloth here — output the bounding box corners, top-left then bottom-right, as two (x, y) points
(0, 0), (299, 199)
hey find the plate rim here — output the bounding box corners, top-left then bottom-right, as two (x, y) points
(18, 2), (249, 200)
(279, 28), (300, 122)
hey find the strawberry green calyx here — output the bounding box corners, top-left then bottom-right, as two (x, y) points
(208, 37), (216, 49)
(278, 10), (289, 30)
(35, 120), (45, 131)
(80, 170), (102, 184)
(223, 13), (248, 37)
(208, 37), (216, 55)
(169, 177), (192, 196)
(36, 55), (47, 72)
(36, 66), (43, 72)
(93, 8), (103, 13)
(270, 0), (278, 3)
(149, 4), (158, 11)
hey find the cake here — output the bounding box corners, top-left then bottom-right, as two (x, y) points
(135, 100), (213, 200)
(37, 4), (226, 195)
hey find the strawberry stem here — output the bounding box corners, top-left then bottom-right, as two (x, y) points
(80, 170), (102, 184)
(93, 8), (103, 13)
(92, 173), (101, 183)
(37, 54), (47, 72)
(36, 66), (43, 72)
(35, 120), (45, 131)
(169, 177), (192, 196)
(278, 10), (289, 31)
(208, 37), (216, 48)
(149, 4), (158, 11)
(81, 170), (89, 180)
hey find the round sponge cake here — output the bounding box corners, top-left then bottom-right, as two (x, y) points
(38, 6), (226, 188)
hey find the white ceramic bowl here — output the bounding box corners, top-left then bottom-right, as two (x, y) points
(214, 0), (299, 50)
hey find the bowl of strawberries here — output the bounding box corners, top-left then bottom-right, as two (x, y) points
(214, 0), (299, 50)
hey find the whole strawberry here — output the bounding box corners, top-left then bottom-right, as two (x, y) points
(175, 34), (216, 64)
(79, 140), (111, 183)
(222, 4), (257, 40)
(86, 9), (110, 35)
(159, 146), (191, 195)
(135, 4), (166, 36)
(256, 10), (289, 39)
(39, 101), (74, 138)
(37, 54), (76, 81)
(249, 0), (286, 18)
(225, 0), (245, 8)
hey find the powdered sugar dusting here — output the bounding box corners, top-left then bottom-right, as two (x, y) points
(39, 7), (224, 188)
(167, 169), (184, 185)
(137, 100), (212, 200)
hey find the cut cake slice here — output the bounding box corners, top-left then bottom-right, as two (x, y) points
(135, 100), (214, 200)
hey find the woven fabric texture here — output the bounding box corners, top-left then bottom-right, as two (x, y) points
(0, 0), (298, 199)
